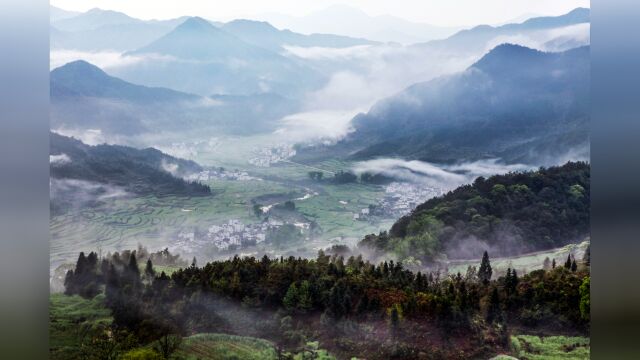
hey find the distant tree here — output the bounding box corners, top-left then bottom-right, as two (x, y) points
(579, 277), (590, 321)
(478, 251), (493, 284)
(543, 257), (552, 271)
(145, 259), (155, 279)
(283, 283), (299, 311)
(583, 245), (590, 266)
(390, 305), (400, 338)
(552, 258), (557, 269)
(564, 254), (572, 269)
(486, 287), (502, 323)
(297, 280), (313, 312)
(64, 270), (75, 295)
(153, 334), (182, 360)
(191, 257), (197, 268)
(504, 268), (518, 296)
(571, 259), (578, 272)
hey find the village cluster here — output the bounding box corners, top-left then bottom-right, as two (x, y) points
(248, 144), (296, 167)
(346, 183), (443, 222)
(185, 168), (260, 182)
(175, 219), (289, 252)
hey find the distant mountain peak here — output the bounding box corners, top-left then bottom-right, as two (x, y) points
(176, 16), (217, 31)
(52, 60), (107, 77)
(471, 43), (544, 72)
(225, 19), (278, 32)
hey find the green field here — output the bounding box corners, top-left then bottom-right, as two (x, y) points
(51, 159), (392, 273)
(49, 293), (113, 360)
(510, 335), (590, 360)
(175, 333), (279, 360)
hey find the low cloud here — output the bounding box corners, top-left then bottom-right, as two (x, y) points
(273, 109), (361, 144)
(52, 128), (108, 146)
(283, 45), (376, 60)
(485, 23), (590, 53)
(49, 50), (177, 70)
(50, 153), (71, 165)
(352, 158), (531, 189)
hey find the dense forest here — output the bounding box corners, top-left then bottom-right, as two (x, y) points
(359, 162), (590, 262)
(50, 132), (211, 198)
(61, 245), (589, 359)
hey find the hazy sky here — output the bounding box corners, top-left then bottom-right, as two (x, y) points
(51, 0), (590, 26)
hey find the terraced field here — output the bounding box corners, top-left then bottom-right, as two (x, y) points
(50, 167), (390, 272)
(175, 333), (278, 360)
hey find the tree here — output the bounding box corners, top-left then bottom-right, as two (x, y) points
(478, 251), (492, 284)
(390, 305), (400, 338)
(564, 254), (572, 269)
(552, 258), (556, 269)
(543, 257), (551, 271)
(153, 334), (182, 359)
(191, 257), (197, 268)
(145, 259), (155, 279)
(486, 287), (502, 323)
(283, 283), (299, 311)
(571, 259), (578, 272)
(583, 245), (590, 266)
(297, 280), (313, 312)
(579, 277), (590, 321)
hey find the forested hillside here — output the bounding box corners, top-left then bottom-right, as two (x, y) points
(60, 247), (589, 359)
(50, 132), (211, 197)
(359, 162), (590, 262)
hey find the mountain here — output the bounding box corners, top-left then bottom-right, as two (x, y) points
(261, 4), (461, 44)
(52, 7), (141, 31)
(129, 17), (269, 60)
(50, 61), (299, 136)
(118, 17), (323, 97)
(221, 19), (378, 52)
(50, 8), (189, 51)
(50, 132), (211, 198)
(320, 44), (589, 165)
(420, 8), (590, 54)
(50, 5), (80, 22)
(51, 60), (196, 102)
(358, 161), (590, 261)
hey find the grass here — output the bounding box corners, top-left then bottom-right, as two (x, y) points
(174, 333), (278, 360)
(510, 335), (590, 360)
(49, 293), (112, 360)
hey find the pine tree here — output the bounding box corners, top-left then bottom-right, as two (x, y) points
(564, 254), (572, 269)
(486, 287), (502, 323)
(552, 258), (556, 269)
(297, 280), (313, 312)
(583, 245), (590, 266)
(191, 257), (197, 268)
(479, 251), (493, 284)
(571, 259), (578, 272)
(64, 269), (75, 295)
(283, 283), (298, 310)
(145, 259), (155, 278)
(390, 305), (400, 338)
